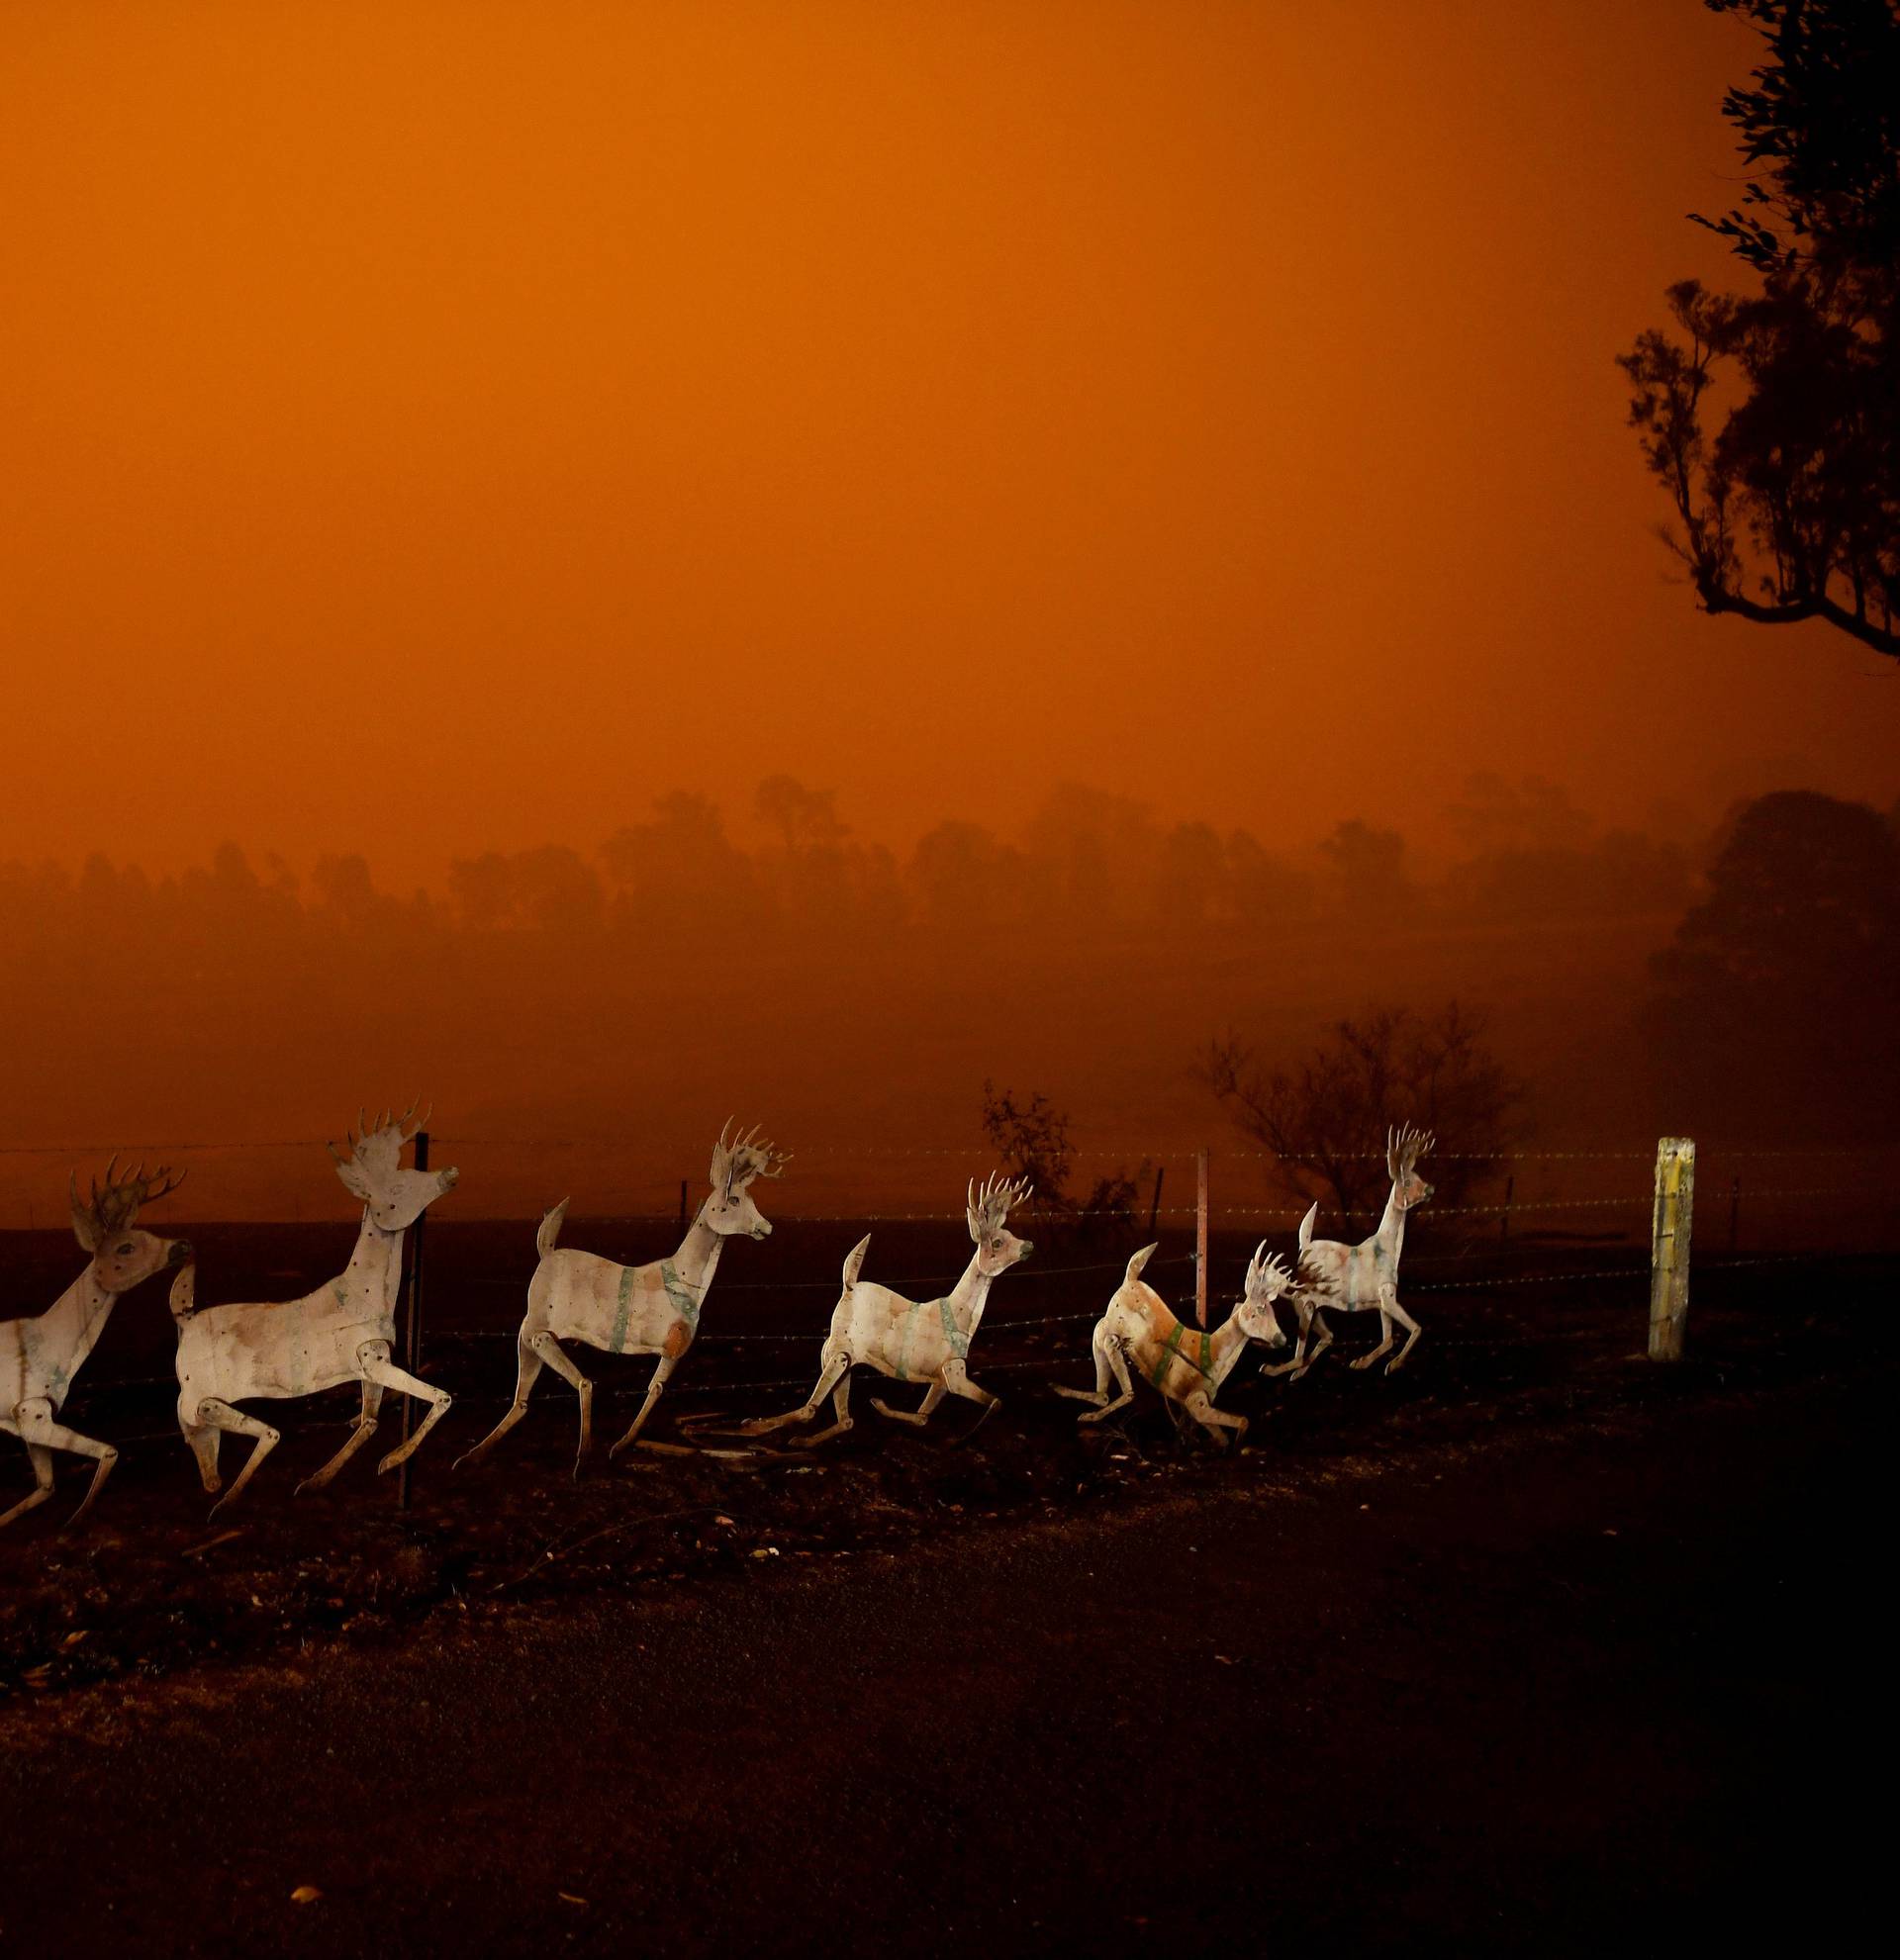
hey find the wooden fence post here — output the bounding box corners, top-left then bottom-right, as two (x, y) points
(1147, 1163), (1165, 1239)
(1499, 1170), (1515, 1245)
(397, 1129), (430, 1510)
(1195, 1148), (1209, 1329)
(1648, 1136), (1694, 1362)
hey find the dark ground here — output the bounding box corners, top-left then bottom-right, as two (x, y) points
(1, 1224), (1890, 1952)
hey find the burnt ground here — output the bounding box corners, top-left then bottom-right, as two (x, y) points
(0, 1223), (1891, 1952)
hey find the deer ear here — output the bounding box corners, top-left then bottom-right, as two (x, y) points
(334, 1155), (372, 1203)
(69, 1175), (101, 1254)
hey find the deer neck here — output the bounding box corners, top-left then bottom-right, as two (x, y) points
(1206, 1310), (1255, 1391)
(34, 1267), (119, 1394)
(1373, 1186), (1407, 1264)
(945, 1252), (995, 1335)
(341, 1211), (407, 1316)
(670, 1210), (725, 1294)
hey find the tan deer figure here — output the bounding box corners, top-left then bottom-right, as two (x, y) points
(741, 1172), (1032, 1448)
(453, 1122), (788, 1478)
(1265, 1124), (1434, 1380)
(1, 1161), (191, 1530)
(169, 1104), (459, 1517)
(1054, 1241), (1292, 1447)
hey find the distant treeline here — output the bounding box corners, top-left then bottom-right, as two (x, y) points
(0, 774), (1701, 947)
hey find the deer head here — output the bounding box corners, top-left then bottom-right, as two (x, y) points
(330, 1101), (459, 1231)
(1236, 1240), (1293, 1348)
(69, 1157), (192, 1292)
(966, 1171), (1034, 1276)
(1386, 1125), (1435, 1211)
(705, 1120), (790, 1240)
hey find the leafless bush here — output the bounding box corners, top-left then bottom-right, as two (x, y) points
(1200, 1003), (1525, 1233)
(979, 1081), (1148, 1246)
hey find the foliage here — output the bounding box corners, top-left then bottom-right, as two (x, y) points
(1644, 789), (1900, 1136)
(1619, 0), (1899, 659)
(979, 1080), (1145, 1245)
(1201, 1004), (1525, 1231)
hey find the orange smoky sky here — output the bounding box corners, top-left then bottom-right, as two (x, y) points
(2, 0), (1894, 889)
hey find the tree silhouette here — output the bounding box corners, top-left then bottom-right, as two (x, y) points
(1644, 789), (1900, 1136)
(1619, 0), (1898, 660)
(1201, 1004), (1524, 1232)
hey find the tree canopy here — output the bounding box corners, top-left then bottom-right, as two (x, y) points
(1619, 1), (1899, 659)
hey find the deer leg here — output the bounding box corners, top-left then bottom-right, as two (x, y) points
(355, 1347), (452, 1475)
(607, 1352), (681, 1461)
(870, 1379), (946, 1426)
(1307, 1310), (1335, 1370)
(184, 1421), (222, 1494)
(743, 1352), (850, 1437)
(1352, 1309), (1396, 1371)
(453, 1338), (544, 1471)
(12, 1403), (120, 1529)
(789, 1362), (858, 1448)
(1261, 1298), (1314, 1377)
(296, 1378), (386, 1494)
(1077, 1337), (1138, 1425)
(197, 1399), (282, 1519)
(1053, 1322), (1115, 1406)
(520, 1330), (593, 1474)
(1182, 1389), (1248, 1450)
(0, 1426), (56, 1533)
(1381, 1293), (1422, 1373)
(938, 1358), (1000, 1446)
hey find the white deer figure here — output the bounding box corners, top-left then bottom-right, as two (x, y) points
(1265, 1124), (1434, 1380)
(1054, 1241), (1292, 1447)
(169, 1104), (459, 1517)
(741, 1172), (1032, 1448)
(453, 1121), (788, 1478)
(2, 1161), (191, 1530)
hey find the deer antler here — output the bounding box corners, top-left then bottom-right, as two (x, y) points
(726, 1126), (789, 1188)
(971, 1170), (1029, 1226)
(80, 1156), (186, 1234)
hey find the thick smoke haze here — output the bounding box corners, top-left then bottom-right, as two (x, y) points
(6, 768), (1894, 1224)
(3, 2), (1897, 898)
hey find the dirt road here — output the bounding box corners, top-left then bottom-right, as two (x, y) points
(0, 1364), (1877, 1956)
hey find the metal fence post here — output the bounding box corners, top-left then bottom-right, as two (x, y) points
(398, 1129), (430, 1510)
(1195, 1148), (1209, 1329)
(1648, 1136), (1694, 1362)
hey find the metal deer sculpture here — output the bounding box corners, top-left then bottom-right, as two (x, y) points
(169, 1104), (459, 1517)
(454, 1121), (788, 1478)
(741, 1172), (1032, 1448)
(2, 1161), (190, 1530)
(1266, 1124), (1435, 1380)
(1054, 1241), (1292, 1447)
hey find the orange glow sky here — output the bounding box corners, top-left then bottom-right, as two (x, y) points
(4, 0), (1894, 888)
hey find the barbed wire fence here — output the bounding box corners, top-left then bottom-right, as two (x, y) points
(7, 1131), (1897, 1492)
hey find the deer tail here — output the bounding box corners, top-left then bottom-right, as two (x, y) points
(168, 1261), (197, 1322)
(1124, 1243), (1159, 1285)
(841, 1233), (871, 1292)
(536, 1198), (570, 1262)
(1297, 1201), (1318, 1256)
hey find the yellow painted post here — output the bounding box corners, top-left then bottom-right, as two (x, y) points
(1648, 1137), (1695, 1361)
